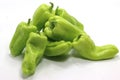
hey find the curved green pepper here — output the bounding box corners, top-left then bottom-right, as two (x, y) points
(22, 32), (47, 76)
(32, 2), (54, 31)
(55, 7), (84, 30)
(44, 16), (82, 41)
(72, 32), (119, 60)
(44, 41), (71, 56)
(9, 19), (37, 56)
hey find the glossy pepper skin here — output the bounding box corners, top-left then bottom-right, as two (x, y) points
(32, 2), (54, 31)
(55, 7), (84, 30)
(44, 16), (82, 41)
(44, 41), (71, 56)
(22, 32), (47, 76)
(72, 32), (119, 60)
(9, 19), (37, 56)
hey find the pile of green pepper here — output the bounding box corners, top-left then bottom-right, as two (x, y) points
(9, 2), (119, 76)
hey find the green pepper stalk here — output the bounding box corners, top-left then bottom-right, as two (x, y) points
(32, 2), (54, 31)
(44, 41), (71, 57)
(55, 7), (84, 30)
(22, 32), (47, 76)
(72, 32), (119, 60)
(9, 19), (37, 56)
(44, 16), (82, 41)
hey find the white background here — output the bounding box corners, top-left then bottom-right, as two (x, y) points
(0, 0), (120, 80)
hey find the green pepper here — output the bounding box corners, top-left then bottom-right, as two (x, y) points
(9, 19), (37, 56)
(22, 32), (47, 76)
(44, 40), (71, 57)
(32, 2), (54, 31)
(44, 16), (82, 41)
(72, 32), (119, 60)
(55, 7), (84, 30)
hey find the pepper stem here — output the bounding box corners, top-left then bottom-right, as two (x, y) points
(27, 18), (31, 25)
(50, 21), (56, 29)
(49, 2), (54, 12)
(55, 6), (59, 15)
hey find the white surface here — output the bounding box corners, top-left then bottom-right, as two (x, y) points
(0, 0), (120, 80)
